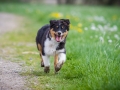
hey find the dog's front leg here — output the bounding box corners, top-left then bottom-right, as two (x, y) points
(42, 55), (50, 73)
(55, 53), (66, 73)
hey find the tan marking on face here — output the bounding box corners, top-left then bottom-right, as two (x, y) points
(62, 30), (68, 39)
(50, 29), (55, 39)
(54, 54), (58, 68)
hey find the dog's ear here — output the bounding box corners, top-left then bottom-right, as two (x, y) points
(64, 19), (70, 25)
(61, 19), (70, 30)
(61, 19), (70, 25)
(50, 20), (57, 28)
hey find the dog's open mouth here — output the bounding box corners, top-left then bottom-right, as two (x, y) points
(55, 35), (62, 42)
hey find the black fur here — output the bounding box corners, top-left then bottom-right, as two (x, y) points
(36, 25), (50, 55)
(36, 19), (70, 55)
(36, 19), (70, 73)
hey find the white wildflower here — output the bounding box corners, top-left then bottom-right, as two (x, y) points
(99, 36), (104, 43)
(114, 34), (119, 40)
(104, 24), (110, 31)
(94, 16), (105, 22)
(98, 24), (106, 35)
(112, 25), (118, 31)
(98, 24), (103, 31)
(91, 23), (98, 31)
(108, 39), (112, 43)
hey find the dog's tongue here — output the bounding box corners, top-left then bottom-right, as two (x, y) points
(56, 36), (62, 42)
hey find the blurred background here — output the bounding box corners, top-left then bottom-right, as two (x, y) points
(0, 0), (120, 5)
(0, 0), (120, 90)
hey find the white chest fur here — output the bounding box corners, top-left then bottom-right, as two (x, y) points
(44, 38), (59, 56)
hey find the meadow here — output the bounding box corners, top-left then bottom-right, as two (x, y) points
(0, 3), (120, 90)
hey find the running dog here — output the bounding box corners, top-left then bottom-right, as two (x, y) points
(36, 19), (70, 73)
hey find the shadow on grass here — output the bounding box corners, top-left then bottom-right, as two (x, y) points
(21, 68), (56, 77)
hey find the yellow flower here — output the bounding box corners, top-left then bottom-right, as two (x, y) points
(77, 23), (82, 27)
(70, 24), (83, 33)
(50, 12), (63, 18)
(77, 28), (83, 33)
(70, 24), (73, 29)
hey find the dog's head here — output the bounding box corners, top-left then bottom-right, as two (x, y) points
(50, 19), (70, 42)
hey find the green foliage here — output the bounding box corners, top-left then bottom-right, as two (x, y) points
(0, 3), (120, 90)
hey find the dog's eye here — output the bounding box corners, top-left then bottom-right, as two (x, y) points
(62, 26), (64, 29)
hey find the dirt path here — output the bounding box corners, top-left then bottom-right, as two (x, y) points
(0, 13), (30, 90)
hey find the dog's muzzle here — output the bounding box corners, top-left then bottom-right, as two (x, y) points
(55, 31), (63, 42)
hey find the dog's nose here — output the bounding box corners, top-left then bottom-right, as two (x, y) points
(58, 32), (61, 36)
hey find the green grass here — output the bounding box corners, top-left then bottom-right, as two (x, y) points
(0, 3), (120, 90)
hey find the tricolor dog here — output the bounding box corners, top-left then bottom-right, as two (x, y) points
(36, 19), (70, 73)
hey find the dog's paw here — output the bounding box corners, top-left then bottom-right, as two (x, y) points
(41, 62), (44, 67)
(55, 62), (63, 73)
(44, 66), (50, 73)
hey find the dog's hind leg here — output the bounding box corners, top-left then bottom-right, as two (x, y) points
(40, 54), (44, 67)
(37, 44), (44, 67)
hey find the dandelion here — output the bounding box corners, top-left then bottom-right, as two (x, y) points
(70, 24), (74, 29)
(70, 23), (83, 33)
(77, 23), (82, 27)
(50, 12), (63, 18)
(77, 28), (83, 33)
(112, 15), (117, 20)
